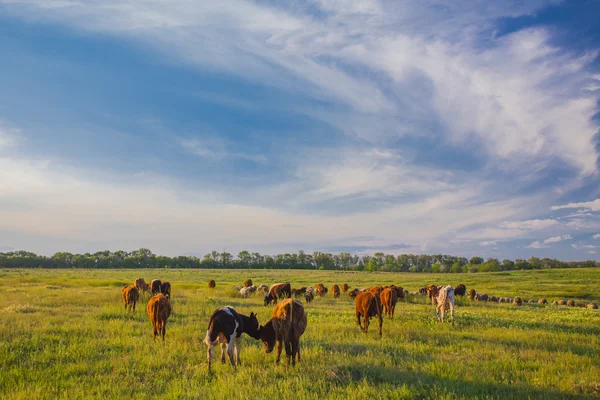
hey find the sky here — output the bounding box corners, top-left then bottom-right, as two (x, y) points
(1, 0), (600, 260)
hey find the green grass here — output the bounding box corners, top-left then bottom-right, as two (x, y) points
(1, 268), (600, 399)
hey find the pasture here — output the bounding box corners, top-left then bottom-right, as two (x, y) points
(1, 268), (600, 399)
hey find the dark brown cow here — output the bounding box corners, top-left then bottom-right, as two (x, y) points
(292, 287), (307, 298)
(264, 283), (292, 306)
(121, 285), (139, 312)
(468, 288), (477, 300)
(355, 291), (383, 336)
(161, 281), (171, 299)
(349, 288), (361, 299)
(150, 279), (162, 296)
(455, 284), (466, 297)
(134, 277), (148, 293)
(331, 284), (341, 299)
(304, 292), (314, 304)
(315, 283), (328, 297)
(204, 306), (260, 370)
(380, 287), (398, 319)
(426, 285), (441, 305)
(341, 283), (349, 293)
(208, 279), (216, 288)
(146, 294), (171, 341)
(419, 287), (427, 296)
(259, 299), (307, 366)
(243, 279), (253, 288)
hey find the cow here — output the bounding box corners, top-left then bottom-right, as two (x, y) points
(150, 279), (162, 296)
(419, 287), (427, 296)
(134, 277), (149, 293)
(341, 283), (349, 293)
(304, 291), (314, 304)
(257, 284), (269, 293)
(204, 306), (260, 370)
(387, 285), (405, 299)
(161, 281), (171, 299)
(477, 293), (489, 302)
(455, 284), (466, 297)
(316, 283), (328, 297)
(348, 288), (361, 299)
(468, 289), (477, 301)
(368, 286), (384, 296)
(355, 290), (383, 336)
(426, 285), (441, 305)
(380, 287), (398, 319)
(259, 299), (307, 366)
(121, 285), (139, 312)
(264, 283), (292, 306)
(292, 287), (307, 298)
(306, 286), (314, 295)
(436, 285), (455, 326)
(243, 279), (253, 288)
(331, 284), (341, 299)
(146, 294), (171, 341)
(208, 280), (216, 288)
(240, 286), (257, 298)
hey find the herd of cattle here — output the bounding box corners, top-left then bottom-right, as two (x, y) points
(119, 278), (598, 370)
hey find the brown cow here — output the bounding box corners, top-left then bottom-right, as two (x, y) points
(455, 284), (466, 297)
(243, 279), (253, 288)
(208, 279), (216, 288)
(259, 299), (307, 366)
(121, 285), (139, 312)
(380, 287), (398, 319)
(292, 287), (307, 298)
(264, 283), (292, 306)
(348, 288), (361, 299)
(331, 284), (341, 299)
(426, 285), (441, 305)
(146, 294), (172, 341)
(150, 279), (162, 295)
(161, 281), (171, 299)
(468, 289), (477, 300)
(304, 291), (314, 304)
(341, 283), (349, 293)
(134, 277), (148, 293)
(315, 283), (328, 297)
(355, 291), (383, 336)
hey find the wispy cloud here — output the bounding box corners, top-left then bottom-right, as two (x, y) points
(526, 241), (549, 249)
(594, 233), (600, 240)
(180, 138), (268, 164)
(552, 199), (600, 212)
(479, 241), (497, 246)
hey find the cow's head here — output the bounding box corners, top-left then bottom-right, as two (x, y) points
(259, 321), (276, 353)
(246, 312), (261, 340)
(264, 294), (273, 306)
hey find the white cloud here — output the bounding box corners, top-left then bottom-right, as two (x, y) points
(572, 244), (598, 250)
(589, 251), (597, 254)
(180, 138), (268, 164)
(526, 241), (549, 249)
(479, 241), (496, 246)
(543, 234), (572, 243)
(498, 219), (558, 230)
(594, 233), (600, 240)
(552, 199), (600, 212)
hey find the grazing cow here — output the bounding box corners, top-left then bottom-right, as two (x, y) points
(477, 293), (489, 302)
(455, 284), (466, 297)
(146, 294), (171, 341)
(304, 291), (314, 304)
(134, 277), (148, 293)
(388, 285), (405, 299)
(121, 285), (139, 312)
(355, 291), (383, 336)
(264, 283), (292, 306)
(348, 288), (361, 299)
(316, 283), (328, 297)
(293, 287), (307, 298)
(436, 285), (455, 326)
(538, 298), (547, 305)
(259, 299), (307, 366)
(468, 289), (477, 301)
(204, 306), (260, 370)
(208, 280), (216, 289)
(161, 281), (171, 299)
(380, 287), (398, 319)
(257, 284), (269, 293)
(306, 286), (314, 295)
(150, 279), (162, 296)
(419, 287), (427, 296)
(426, 285), (441, 305)
(341, 283), (349, 293)
(331, 284), (341, 299)
(240, 286), (257, 298)
(243, 279), (253, 288)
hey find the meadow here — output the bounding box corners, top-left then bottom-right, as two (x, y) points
(1, 268), (600, 400)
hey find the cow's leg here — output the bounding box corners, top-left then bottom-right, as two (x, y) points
(291, 338), (299, 366)
(275, 339), (283, 365)
(378, 314), (382, 337)
(133, 300), (136, 312)
(356, 312), (362, 330)
(226, 337), (236, 369)
(450, 303), (455, 326)
(234, 336), (242, 365)
(284, 339), (293, 366)
(220, 341), (227, 363)
(161, 321), (167, 342)
(207, 343), (214, 370)
(364, 316), (369, 333)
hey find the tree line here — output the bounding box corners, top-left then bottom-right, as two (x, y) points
(0, 249), (597, 272)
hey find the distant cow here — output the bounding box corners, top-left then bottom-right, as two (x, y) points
(240, 286), (257, 298)
(388, 285), (405, 299)
(264, 283), (292, 306)
(426, 285), (441, 305)
(204, 306), (260, 370)
(419, 287), (427, 296)
(368, 286), (384, 296)
(292, 287), (307, 298)
(341, 283), (349, 293)
(243, 279), (253, 288)
(349, 288), (361, 299)
(380, 287), (398, 319)
(436, 285), (455, 326)
(161, 281), (171, 299)
(208, 280), (216, 289)
(331, 284), (341, 299)
(150, 279), (162, 296)
(455, 284), (466, 297)
(257, 284), (269, 293)
(147, 294), (171, 341)
(468, 289), (477, 301)
(316, 283), (328, 297)
(259, 299), (307, 366)
(134, 277), (149, 293)
(121, 285), (139, 312)
(355, 291), (383, 336)
(304, 291), (314, 304)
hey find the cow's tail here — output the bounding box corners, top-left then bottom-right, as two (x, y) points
(152, 299), (160, 336)
(204, 314), (217, 345)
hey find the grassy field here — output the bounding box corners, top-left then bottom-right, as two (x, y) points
(1, 268), (600, 399)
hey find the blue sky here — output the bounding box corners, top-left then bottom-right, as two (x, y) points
(1, 0), (600, 259)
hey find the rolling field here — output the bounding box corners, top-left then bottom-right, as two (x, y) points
(1, 268), (600, 399)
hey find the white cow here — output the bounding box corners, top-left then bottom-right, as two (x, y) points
(436, 285), (455, 326)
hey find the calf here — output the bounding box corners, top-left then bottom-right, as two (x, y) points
(204, 306), (260, 370)
(468, 289), (477, 301)
(121, 285), (139, 312)
(455, 284), (466, 297)
(264, 283), (292, 306)
(436, 285), (455, 326)
(259, 299), (307, 366)
(150, 279), (162, 296)
(331, 284), (341, 299)
(380, 287), (398, 319)
(355, 291), (383, 337)
(316, 283), (328, 297)
(146, 294), (171, 341)
(341, 283), (349, 293)
(208, 280), (216, 288)
(161, 281), (171, 299)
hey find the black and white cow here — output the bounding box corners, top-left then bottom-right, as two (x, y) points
(204, 306), (260, 370)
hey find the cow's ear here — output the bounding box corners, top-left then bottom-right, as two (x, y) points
(250, 312), (255, 317)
